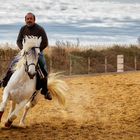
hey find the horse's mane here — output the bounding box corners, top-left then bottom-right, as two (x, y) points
(22, 36), (40, 52)
(12, 53), (25, 71)
(12, 36), (41, 71)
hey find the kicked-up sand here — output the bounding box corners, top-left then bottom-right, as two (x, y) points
(0, 72), (140, 140)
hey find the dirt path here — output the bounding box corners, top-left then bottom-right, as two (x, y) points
(0, 72), (140, 140)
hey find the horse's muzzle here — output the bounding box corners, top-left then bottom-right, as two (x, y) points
(28, 72), (36, 79)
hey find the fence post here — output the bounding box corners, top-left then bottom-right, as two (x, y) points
(88, 57), (90, 74)
(105, 56), (107, 73)
(134, 55), (137, 71)
(117, 55), (124, 72)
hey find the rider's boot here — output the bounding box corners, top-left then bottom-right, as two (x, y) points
(41, 78), (52, 100)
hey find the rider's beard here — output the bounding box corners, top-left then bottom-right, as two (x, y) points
(27, 22), (34, 27)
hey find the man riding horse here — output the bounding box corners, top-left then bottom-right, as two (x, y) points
(0, 12), (52, 100)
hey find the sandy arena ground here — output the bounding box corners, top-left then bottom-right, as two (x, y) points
(0, 72), (140, 140)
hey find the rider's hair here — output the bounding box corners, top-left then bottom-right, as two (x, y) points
(25, 12), (36, 20)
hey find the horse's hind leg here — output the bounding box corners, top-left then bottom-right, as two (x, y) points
(5, 100), (27, 128)
(0, 89), (9, 122)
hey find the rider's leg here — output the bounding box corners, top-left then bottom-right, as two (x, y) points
(1, 69), (13, 87)
(38, 52), (52, 100)
(38, 52), (48, 77)
(0, 57), (19, 88)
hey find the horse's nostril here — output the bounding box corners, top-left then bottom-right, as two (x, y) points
(28, 73), (36, 79)
(30, 76), (34, 79)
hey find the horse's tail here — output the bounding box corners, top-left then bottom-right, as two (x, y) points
(48, 73), (68, 106)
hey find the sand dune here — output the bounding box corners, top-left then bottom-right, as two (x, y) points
(0, 72), (140, 140)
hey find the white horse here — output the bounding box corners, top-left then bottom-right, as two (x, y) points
(0, 36), (67, 128)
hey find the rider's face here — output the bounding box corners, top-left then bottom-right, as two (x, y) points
(25, 14), (35, 27)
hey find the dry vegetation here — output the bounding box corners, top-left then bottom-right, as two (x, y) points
(1, 43), (140, 76)
(0, 72), (140, 140)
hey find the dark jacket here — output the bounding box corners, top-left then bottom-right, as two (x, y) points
(17, 23), (48, 51)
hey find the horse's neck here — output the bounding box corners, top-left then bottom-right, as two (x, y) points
(7, 64), (36, 104)
(10, 65), (28, 85)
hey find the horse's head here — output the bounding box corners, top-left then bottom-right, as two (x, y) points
(22, 36), (41, 79)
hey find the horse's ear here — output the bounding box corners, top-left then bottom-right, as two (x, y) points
(38, 37), (42, 45)
(23, 36), (27, 44)
(24, 35), (28, 41)
(22, 40), (25, 46)
(22, 36), (28, 48)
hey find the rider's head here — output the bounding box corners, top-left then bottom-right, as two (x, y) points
(25, 12), (36, 27)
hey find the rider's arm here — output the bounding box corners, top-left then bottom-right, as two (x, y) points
(16, 27), (24, 50)
(39, 28), (48, 52)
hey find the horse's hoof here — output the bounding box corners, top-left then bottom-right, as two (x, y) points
(5, 119), (13, 128)
(19, 122), (26, 128)
(0, 111), (4, 122)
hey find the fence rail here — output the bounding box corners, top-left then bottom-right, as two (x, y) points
(48, 54), (140, 75)
(0, 54), (140, 78)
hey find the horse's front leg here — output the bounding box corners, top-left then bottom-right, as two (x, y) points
(0, 88), (10, 122)
(8, 101), (16, 118)
(5, 100), (27, 128)
(19, 93), (38, 127)
(19, 102), (30, 127)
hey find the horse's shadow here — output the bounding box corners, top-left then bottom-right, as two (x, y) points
(0, 125), (25, 130)
(0, 120), (97, 140)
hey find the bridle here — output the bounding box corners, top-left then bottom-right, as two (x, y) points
(23, 47), (40, 79)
